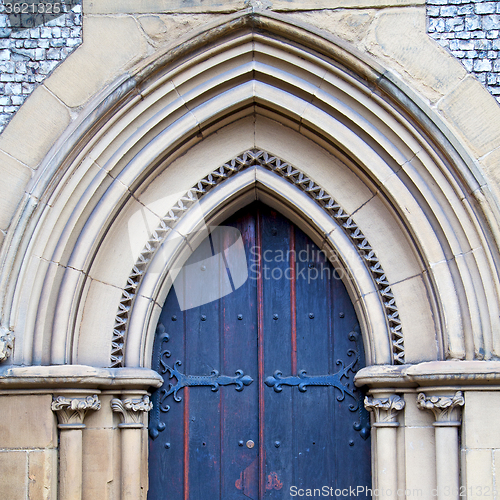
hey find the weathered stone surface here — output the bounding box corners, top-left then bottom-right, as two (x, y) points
(0, 451), (28, 500)
(0, 85), (71, 168)
(437, 75), (500, 157)
(0, 394), (56, 448)
(137, 14), (222, 45)
(28, 450), (57, 500)
(0, 149), (31, 230)
(286, 9), (376, 44)
(464, 449), (494, 494)
(365, 7), (468, 102)
(82, 428), (116, 500)
(84, 0), (245, 14)
(44, 16), (149, 108)
(463, 391), (500, 448)
(480, 147), (500, 203)
(272, 0), (425, 8)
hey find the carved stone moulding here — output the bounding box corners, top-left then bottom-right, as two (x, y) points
(112, 149), (405, 368)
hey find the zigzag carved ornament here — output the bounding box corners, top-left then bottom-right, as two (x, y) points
(111, 150), (404, 367)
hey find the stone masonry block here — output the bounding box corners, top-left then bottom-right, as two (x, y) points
(0, 451), (27, 500)
(0, 84), (70, 168)
(44, 15), (149, 108)
(0, 394), (57, 448)
(437, 75), (500, 157)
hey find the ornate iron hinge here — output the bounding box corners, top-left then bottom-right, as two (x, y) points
(159, 360), (253, 412)
(265, 354), (358, 408)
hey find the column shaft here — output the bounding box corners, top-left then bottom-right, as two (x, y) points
(121, 427), (143, 499)
(435, 425), (460, 500)
(59, 428), (83, 500)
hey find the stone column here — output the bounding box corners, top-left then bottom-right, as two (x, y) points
(417, 391), (464, 500)
(51, 394), (101, 500)
(365, 393), (405, 497)
(111, 394), (153, 500)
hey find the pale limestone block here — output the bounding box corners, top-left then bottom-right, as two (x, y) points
(479, 148), (500, 205)
(253, 39), (326, 91)
(28, 450), (57, 500)
(0, 86), (71, 168)
(428, 260), (466, 359)
(44, 16), (149, 109)
(36, 160), (109, 266)
(438, 76), (500, 158)
(403, 393), (435, 428)
(84, 0), (245, 14)
(91, 84), (181, 170)
(463, 392), (500, 449)
(135, 116), (254, 212)
(272, 0), (424, 8)
(82, 428), (115, 500)
(390, 276), (438, 363)
(137, 14), (221, 45)
(254, 115), (375, 214)
(464, 449), (494, 497)
(403, 426), (436, 496)
(0, 394), (56, 448)
(350, 194), (423, 282)
(405, 150), (481, 254)
(0, 150), (32, 231)
(76, 279), (124, 367)
(171, 42), (253, 95)
(0, 450), (27, 500)
(364, 7), (467, 103)
(88, 196), (160, 289)
(286, 9), (376, 44)
(84, 394), (116, 429)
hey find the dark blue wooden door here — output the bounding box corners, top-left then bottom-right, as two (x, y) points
(149, 203), (371, 499)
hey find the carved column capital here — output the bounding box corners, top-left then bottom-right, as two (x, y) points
(111, 395), (153, 429)
(417, 391), (464, 426)
(364, 394), (405, 427)
(0, 327), (14, 362)
(51, 394), (101, 429)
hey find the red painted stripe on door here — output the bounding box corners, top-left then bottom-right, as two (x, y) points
(256, 208), (266, 500)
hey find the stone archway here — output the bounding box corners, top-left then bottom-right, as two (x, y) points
(0, 9), (499, 500)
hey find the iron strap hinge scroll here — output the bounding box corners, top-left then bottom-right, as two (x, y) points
(159, 360), (253, 412)
(264, 355), (358, 407)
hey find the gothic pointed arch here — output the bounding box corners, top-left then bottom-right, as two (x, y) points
(0, 11), (498, 371)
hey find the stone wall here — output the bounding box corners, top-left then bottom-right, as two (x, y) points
(427, 0), (500, 103)
(0, 1), (499, 134)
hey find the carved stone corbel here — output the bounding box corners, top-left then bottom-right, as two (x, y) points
(417, 391), (464, 425)
(0, 327), (14, 362)
(111, 394), (152, 428)
(364, 394), (405, 426)
(51, 394), (101, 428)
